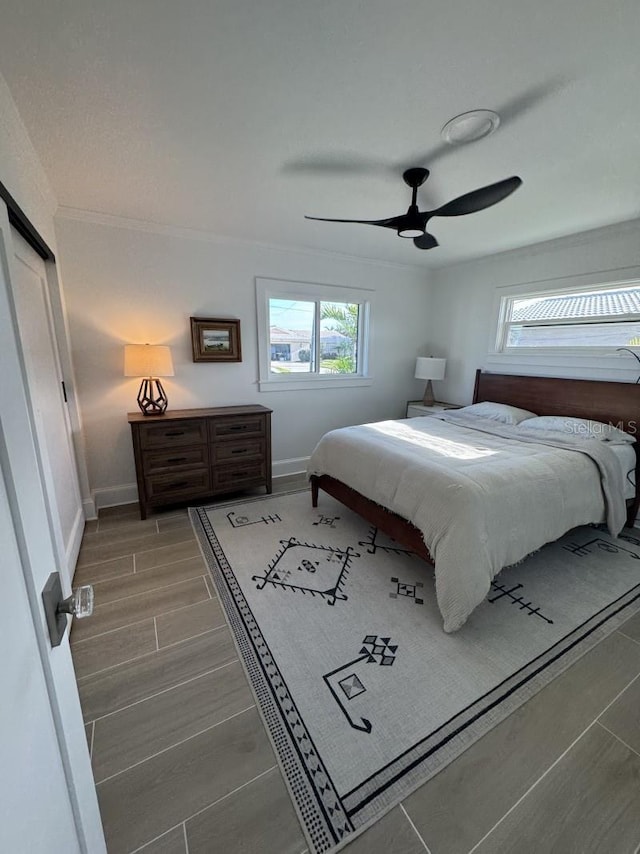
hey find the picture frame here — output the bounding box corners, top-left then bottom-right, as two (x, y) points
(190, 317), (242, 363)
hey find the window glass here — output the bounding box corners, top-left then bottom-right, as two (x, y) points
(498, 283), (640, 350)
(267, 299), (362, 375)
(268, 298), (316, 373)
(319, 302), (359, 375)
(506, 321), (640, 348)
(256, 278), (372, 390)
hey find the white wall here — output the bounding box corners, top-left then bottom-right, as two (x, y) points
(428, 218), (640, 404)
(0, 74), (57, 246)
(54, 213), (432, 507)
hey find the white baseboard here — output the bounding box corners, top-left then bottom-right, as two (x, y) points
(82, 497), (97, 520)
(93, 482), (139, 511)
(273, 457), (310, 479)
(91, 457), (311, 512)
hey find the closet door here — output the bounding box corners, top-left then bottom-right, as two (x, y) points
(9, 227), (83, 582)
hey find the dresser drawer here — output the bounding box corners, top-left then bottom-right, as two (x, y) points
(211, 439), (265, 464)
(129, 406), (272, 518)
(139, 420), (208, 450)
(143, 445), (209, 474)
(144, 469), (212, 503)
(209, 415), (265, 442)
(212, 460), (266, 491)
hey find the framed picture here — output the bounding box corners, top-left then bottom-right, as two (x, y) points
(190, 317), (242, 362)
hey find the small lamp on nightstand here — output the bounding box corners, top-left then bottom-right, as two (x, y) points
(415, 357), (446, 407)
(124, 344), (174, 415)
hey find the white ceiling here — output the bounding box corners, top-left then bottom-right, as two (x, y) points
(1, 0), (639, 267)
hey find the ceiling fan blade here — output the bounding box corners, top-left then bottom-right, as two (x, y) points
(305, 214), (404, 230)
(430, 176), (522, 217)
(413, 233), (439, 250)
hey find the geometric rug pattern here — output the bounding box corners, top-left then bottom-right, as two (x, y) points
(190, 490), (640, 853)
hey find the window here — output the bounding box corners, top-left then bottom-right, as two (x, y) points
(496, 281), (640, 351)
(256, 278), (372, 391)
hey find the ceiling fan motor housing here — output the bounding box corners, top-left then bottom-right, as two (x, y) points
(402, 167), (430, 187)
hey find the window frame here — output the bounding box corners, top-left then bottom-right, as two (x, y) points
(492, 276), (640, 357)
(256, 277), (373, 392)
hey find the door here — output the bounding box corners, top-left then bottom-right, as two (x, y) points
(0, 466), (80, 853)
(9, 227), (83, 582)
(0, 208), (106, 852)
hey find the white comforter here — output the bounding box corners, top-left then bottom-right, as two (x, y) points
(307, 414), (626, 632)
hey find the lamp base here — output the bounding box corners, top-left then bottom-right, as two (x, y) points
(422, 380), (436, 407)
(137, 378), (168, 416)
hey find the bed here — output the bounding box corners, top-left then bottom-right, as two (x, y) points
(309, 370), (640, 631)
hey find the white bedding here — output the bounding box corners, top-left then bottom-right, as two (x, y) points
(495, 441), (634, 498)
(610, 443), (636, 499)
(307, 414), (627, 632)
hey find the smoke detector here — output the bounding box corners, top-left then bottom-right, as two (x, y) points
(441, 109), (500, 145)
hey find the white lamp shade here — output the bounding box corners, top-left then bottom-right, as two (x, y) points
(415, 357), (446, 381)
(124, 344), (174, 378)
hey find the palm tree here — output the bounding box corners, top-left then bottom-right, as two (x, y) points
(320, 303), (358, 373)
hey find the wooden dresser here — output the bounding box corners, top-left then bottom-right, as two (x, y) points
(128, 405), (272, 519)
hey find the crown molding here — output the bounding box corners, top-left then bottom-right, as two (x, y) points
(55, 205), (429, 273)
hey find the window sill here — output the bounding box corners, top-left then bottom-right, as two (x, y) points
(259, 376), (373, 392)
(487, 350), (635, 363)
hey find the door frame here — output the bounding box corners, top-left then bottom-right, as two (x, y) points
(0, 199), (105, 852)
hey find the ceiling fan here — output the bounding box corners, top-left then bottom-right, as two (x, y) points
(305, 168), (522, 250)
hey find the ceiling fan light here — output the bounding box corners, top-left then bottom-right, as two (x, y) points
(397, 227), (425, 238)
(398, 205), (425, 238)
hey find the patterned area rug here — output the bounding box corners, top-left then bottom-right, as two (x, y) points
(190, 490), (640, 854)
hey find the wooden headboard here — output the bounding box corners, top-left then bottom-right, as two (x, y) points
(473, 370), (640, 437)
(473, 369), (640, 526)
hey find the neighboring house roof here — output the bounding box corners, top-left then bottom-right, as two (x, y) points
(512, 289), (640, 321)
(269, 326), (349, 344)
(269, 326), (304, 342)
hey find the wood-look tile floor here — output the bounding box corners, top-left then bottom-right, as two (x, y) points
(71, 479), (640, 854)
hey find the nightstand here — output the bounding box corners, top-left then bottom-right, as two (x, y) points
(406, 401), (461, 418)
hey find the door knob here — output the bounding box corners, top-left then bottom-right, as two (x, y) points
(58, 585), (94, 618)
(42, 572), (94, 648)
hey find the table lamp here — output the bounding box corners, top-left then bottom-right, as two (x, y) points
(414, 357), (446, 406)
(124, 344), (174, 415)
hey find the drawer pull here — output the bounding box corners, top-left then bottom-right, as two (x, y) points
(165, 430), (185, 437)
(167, 457), (188, 463)
(231, 448), (248, 455)
(168, 481), (189, 489)
(228, 425), (248, 432)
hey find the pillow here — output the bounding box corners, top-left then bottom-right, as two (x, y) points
(518, 415), (635, 444)
(457, 401), (537, 425)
